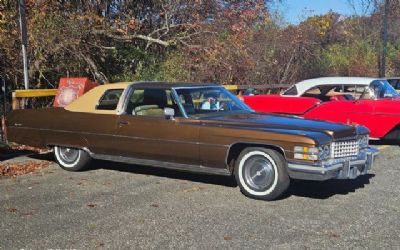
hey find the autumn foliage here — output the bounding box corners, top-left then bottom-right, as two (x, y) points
(0, 0), (399, 90)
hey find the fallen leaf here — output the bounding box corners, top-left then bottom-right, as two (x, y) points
(0, 161), (51, 177)
(324, 230), (340, 238)
(96, 242), (105, 249)
(10, 144), (47, 153)
(87, 203), (96, 208)
(20, 211), (34, 216)
(7, 208), (18, 213)
(224, 236), (232, 241)
(182, 186), (207, 192)
(150, 204), (159, 207)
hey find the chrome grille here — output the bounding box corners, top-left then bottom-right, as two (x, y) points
(332, 140), (359, 158)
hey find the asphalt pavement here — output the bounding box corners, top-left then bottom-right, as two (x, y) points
(1, 145), (399, 249)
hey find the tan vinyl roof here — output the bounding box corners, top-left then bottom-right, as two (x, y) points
(65, 83), (130, 114)
(63, 81), (220, 114)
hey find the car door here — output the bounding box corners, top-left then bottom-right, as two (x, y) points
(115, 87), (200, 165)
(83, 88), (128, 155)
(305, 85), (376, 129)
(336, 85), (377, 131)
(343, 99), (376, 127)
(305, 99), (375, 138)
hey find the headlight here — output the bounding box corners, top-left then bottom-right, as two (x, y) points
(318, 144), (331, 160)
(294, 144), (331, 161)
(358, 135), (369, 148)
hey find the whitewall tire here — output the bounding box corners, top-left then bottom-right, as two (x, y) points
(54, 146), (91, 171)
(234, 147), (290, 200)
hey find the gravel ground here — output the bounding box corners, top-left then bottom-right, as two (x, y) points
(0, 145), (399, 250)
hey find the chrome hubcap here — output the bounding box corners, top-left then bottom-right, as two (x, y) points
(58, 147), (79, 164)
(243, 156), (275, 191)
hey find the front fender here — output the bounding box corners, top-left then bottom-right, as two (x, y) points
(244, 95), (320, 115)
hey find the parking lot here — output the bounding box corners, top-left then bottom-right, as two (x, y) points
(1, 145), (399, 249)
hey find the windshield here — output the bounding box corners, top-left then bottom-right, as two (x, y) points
(174, 86), (253, 117)
(369, 80), (400, 99)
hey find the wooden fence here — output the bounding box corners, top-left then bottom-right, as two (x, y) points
(10, 84), (290, 110)
(12, 89), (57, 110)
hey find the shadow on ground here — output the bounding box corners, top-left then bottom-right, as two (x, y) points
(91, 159), (238, 188)
(8, 152), (375, 200)
(0, 150), (38, 162)
(90, 159), (374, 200)
(28, 152), (54, 161)
(284, 174), (374, 200)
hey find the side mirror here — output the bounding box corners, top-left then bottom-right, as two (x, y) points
(164, 107), (175, 120)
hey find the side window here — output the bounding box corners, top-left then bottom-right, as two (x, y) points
(130, 89), (144, 104)
(302, 87), (322, 99)
(96, 89), (123, 110)
(166, 90), (173, 105)
(283, 85), (298, 95)
(344, 85), (366, 99)
(125, 88), (182, 117)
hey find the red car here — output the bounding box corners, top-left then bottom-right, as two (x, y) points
(244, 77), (400, 143)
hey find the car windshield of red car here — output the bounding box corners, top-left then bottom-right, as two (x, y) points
(370, 80), (400, 99)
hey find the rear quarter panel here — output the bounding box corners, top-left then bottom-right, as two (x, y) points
(6, 108), (119, 152)
(371, 99), (400, 138)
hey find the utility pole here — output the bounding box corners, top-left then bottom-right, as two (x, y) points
(1, 76), (6, 142)
(380, 0), (389, 78)
(18, 0), (29, 89)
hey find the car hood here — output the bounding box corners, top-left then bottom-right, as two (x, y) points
(199, 112), (367, 143)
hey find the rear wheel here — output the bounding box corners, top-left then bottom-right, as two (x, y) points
(54, 146), (91, 171)
(234, 147), (290, 201)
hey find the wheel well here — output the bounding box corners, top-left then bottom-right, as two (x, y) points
(381, 124), (400, 145)
(46, 143), (90, 152)
(226, 143), (285, 173)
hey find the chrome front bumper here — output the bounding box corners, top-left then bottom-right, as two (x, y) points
(287, 147), (379, 181)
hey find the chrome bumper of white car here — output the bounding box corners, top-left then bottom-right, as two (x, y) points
(287, 147), (379, 181)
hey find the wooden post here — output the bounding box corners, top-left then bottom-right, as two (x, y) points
(12, 92), (19, 110)
(12, 93), (25, 110)
(1, 116), (7, 143)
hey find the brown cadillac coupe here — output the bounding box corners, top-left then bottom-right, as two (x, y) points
(6, 82), (379, 200)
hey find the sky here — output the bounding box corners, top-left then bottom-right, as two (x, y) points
(270, 0), (375, 24)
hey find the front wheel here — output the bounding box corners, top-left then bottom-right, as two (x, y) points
(54, 146), (91, 171)
(234, 147), (290, 201)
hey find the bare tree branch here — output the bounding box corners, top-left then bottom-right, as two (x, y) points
(78, 51), (109, 83)
(92, 30), (172, 47)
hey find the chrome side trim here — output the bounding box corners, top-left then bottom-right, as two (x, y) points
(172, 85), (220, 90)
(9, 126), (227, 147)
(90, 153), (231, 176)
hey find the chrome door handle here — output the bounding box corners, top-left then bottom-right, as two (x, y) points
(118, 121), (129, 126)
